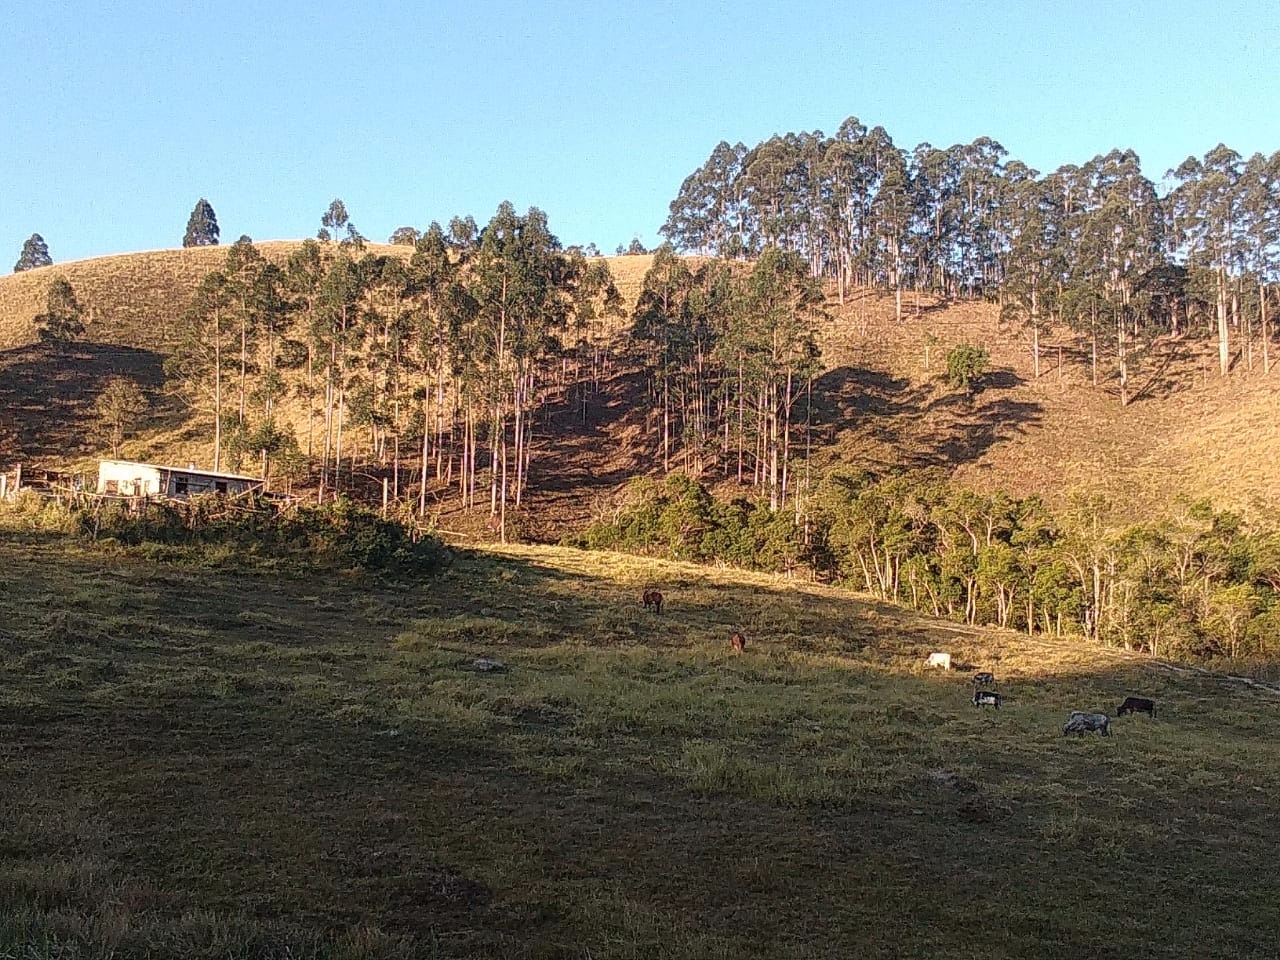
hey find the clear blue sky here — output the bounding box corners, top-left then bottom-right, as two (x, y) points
(4, 0), (1278, 267)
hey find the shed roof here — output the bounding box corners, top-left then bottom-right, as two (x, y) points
(97, 459), (264, 483)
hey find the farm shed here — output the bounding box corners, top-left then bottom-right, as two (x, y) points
(96, 459), (264, 499)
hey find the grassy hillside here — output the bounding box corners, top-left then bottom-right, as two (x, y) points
(2, 244), (1277, 527)
(0, 246), (649, 353)
(0, 243), (414, 351)
(817, 290), (1280, 519)
(2, 529), (1278, 958)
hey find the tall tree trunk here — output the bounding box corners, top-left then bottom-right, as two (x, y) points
(213, 309), (223, 472)
(1261, 281), (1271, 375)
(1217, 267), (1231, 375)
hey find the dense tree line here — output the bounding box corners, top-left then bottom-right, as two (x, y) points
(575, 471), (1280, 664)
(663, 122), (1280, 393)
(632, 246), (824, 510)
(165, 202), (622, 539)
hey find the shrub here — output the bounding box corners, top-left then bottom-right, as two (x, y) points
(946, 344), (990, 392)
(69, 495), (449, 576)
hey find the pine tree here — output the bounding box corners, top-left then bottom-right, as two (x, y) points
(14, 233), (52, 272)
(183, 199), (221, 247)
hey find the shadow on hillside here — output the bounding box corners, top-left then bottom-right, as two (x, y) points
(506, 362), (661, 541)
(811, 365), (1043, 470)
(0, 341), (182, 463)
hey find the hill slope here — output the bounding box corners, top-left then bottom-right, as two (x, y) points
(1, 245), (1278, 528)
(815, 290), (1280, 519)
(2, 532), (1278, 958)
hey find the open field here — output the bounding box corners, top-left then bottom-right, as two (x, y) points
(2, 532), (1278, 959)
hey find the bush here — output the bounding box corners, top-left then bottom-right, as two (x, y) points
(946, 344), (990, 392)
(0, 491), (81, 533)
(568, 474), (807, 573)
(71, 495), (450, 576)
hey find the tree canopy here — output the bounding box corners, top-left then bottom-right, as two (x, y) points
(33, 277), (85, 344)
(14, 233), (52, 272)
(183, 199), (220, 247)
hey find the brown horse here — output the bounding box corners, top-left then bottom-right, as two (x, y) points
(642, 589), (664, 614)
(730, 631), (746, 653)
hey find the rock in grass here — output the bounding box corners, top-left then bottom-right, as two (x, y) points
(463, 657), (507, 673)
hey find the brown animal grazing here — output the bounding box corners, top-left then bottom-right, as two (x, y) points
(1116, 696), (1156, 717)
(641, 589), (664, 615)
(730, 631), (746, 653)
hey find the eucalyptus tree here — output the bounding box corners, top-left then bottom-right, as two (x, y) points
(1168, 145), (1245, 375)
(285, 239), (329, 457)
(319, 198), (363, 249)
(467, 202), (587, 537)
(447, 215), (480, 259)
(870, 149), (914, 319)
(906, 143), (958, 297)
(408, 223), (477, 506)
(563, 251), (624, 421)
(352, 253), (414, 473)
(389, 226), (421, 245)
(737, 247), (823, 510)
(1089, 150), (1165, 404)
(222, 238), (267, 425)
(633, 246), (700, 470)
(167, 271), (234, 468)
(1239, 151), (1280, 373)
(94, 377), (148, 458)
(662, 140), (751, 256)
(314, 252), (366, 495)
(999, 166), (1064, 376)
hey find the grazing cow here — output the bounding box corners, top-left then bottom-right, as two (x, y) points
(974, 671), (996, 687)
(730, 631), (746, 654)
(1116, 696), (1156, 718)
(927, 652), (952, 670)
(641, 589), (664, 615)
(1063, 712), (1111, 737)
(972, 690), (1001, 709)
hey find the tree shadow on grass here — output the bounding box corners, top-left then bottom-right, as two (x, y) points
(811, 364), (1043, 471)
(0, 340), (183, 463)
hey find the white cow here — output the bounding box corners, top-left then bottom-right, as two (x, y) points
(927, 652), (952, 670)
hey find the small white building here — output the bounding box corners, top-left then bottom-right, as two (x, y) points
(96, 459), (264, 499)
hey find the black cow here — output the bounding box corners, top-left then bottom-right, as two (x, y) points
(641, 589), (664, 615)
(974, 671), (996, 687)
(1116, 696), (1156, 718)
(973, 690), (1001, 709)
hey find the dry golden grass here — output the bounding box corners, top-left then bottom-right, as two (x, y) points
(818, 287), (1280, 521)
(0, 242), (413, 350)
(0, 246), (651, 352)
(596, 252), (653, 317)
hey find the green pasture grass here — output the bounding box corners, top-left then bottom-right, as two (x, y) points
(1, 533), (1278, 958)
